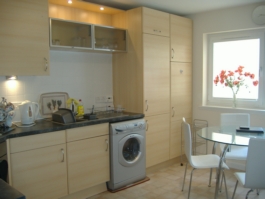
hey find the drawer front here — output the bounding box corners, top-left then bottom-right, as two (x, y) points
(66, 123), (109, 142)
(9, 130), (66, 153)
(143, 7), (169, 37)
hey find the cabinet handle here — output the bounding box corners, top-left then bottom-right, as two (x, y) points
(171, 48), (174, 59)
(44, 57), (48, 71)
(145, 100), (148, 112)
(172, 107), (175, 117)
(146, 120), (149, 131)
(180, 69), (183, 74)
(105, 139), (109, 151)
(61, 148), (64, 162)
(153, 29), (162, 33)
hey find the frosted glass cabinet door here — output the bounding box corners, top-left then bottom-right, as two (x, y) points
(50, 18), (92, 49)
(94, 25), (127, 52)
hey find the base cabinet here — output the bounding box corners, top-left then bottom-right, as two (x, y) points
(66, 124), (109, 194)
(145, 114), (170, 168)
(8, 131), (67, 199)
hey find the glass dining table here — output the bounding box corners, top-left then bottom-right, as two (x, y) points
(197, 126), (265, 199)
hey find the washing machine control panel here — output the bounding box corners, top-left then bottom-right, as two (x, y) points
(114, 121), (146, 134)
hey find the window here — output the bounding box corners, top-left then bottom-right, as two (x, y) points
(207, 28), (265, 109)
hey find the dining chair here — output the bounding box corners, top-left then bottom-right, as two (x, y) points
(219, 113), (250, 163)
(181, 118), (229, 199)
(232, 138), (265, 199)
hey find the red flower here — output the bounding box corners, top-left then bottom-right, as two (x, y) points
(253, 80), (259, 86)
(250, 74), (255, 79)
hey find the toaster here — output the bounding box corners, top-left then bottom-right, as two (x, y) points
(52, 108), (76, 124)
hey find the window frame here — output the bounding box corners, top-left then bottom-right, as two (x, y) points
(206, 28), (265, 109)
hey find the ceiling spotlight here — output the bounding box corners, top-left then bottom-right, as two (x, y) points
(6, 76), (17, 80)
(68, 0), (72, 4)
(100, 7), (104, 11)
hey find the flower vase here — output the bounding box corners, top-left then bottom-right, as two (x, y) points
(232, 93), (237, 108)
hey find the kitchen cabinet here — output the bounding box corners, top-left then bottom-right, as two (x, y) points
(143, 7), (170, 37)
(113, 7), (170, 168)
(94, 25), (127, 52)
(66, 123), (109, 194)
(144, 34), (170, 117)
(50, 18), (93, 49)
(0, 0), (50, 76)
(50, 18), (127, 52)
(7, 131), (67, 199)
(146, 114), (170, 167)
(170, 14), (192, 62)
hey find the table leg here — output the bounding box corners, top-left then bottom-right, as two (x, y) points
(214, 144), (229, 199)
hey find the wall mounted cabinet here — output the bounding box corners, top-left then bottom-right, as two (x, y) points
(0, 0), (50, 76)
(50, 18), (127, 52)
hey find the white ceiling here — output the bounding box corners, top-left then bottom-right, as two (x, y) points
(83, 0), (265, 15)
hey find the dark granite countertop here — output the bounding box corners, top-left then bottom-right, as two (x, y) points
(0, 179), (26, 199)
(0, 112), (144, 143)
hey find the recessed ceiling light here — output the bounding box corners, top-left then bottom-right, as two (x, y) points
(100, 7), (104, 11)
(68, 0), (72, 4)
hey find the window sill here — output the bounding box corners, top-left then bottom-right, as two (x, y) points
(200, 105), (265, 114)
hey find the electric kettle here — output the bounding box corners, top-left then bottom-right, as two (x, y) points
(18, 100), (39, 125)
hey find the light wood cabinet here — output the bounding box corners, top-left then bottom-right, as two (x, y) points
(66, 124), (109, 194)
(113, 7), (170, 168)
(144, 34), (170, 117)
(169, 15), (193, 160)
(7, 131), (67, 199)
(0, 0), (50, 76)
(146, 114), (170, 167)
(170, 14), (192, 62)
(171, 62), (192, 121)
(143, 7), (170, 37)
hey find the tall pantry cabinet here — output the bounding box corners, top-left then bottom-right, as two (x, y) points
(113, 7), (170, 168)
(113, 7), (192, 168)
(169, 15), (193, 159)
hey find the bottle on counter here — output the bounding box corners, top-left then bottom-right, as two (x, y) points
(77, 99), (84, 116)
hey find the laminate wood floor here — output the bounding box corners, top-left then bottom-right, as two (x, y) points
(88, 163), (264, 199)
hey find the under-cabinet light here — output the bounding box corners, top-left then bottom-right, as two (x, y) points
(6, 76), (17, 80)
(100, 7), (104, 11)
(68, 0), (72, 4)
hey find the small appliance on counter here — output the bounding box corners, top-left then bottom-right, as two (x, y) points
(52, 108), (76, 124)
(18, 100), (39, 125)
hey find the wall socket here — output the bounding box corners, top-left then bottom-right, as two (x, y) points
(95, 96), (113, 103)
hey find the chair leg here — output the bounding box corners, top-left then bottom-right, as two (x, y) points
(257, 189), (260, 195)
(188, 168), (196, 199)
(232, 180), (238, 199)
(222, 170), (228, 199)
(182, 163), (188, 191)
(208, 168), (212, 187)
(246, 189), (254, 199)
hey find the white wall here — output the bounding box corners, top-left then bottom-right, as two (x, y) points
(0, 50), (113, 122)
(188, 2), (265, 127)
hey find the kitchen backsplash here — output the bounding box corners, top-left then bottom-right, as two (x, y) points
(0, 50), (113, 122)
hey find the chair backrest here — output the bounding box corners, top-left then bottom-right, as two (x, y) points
(245, 138), (265, 188)
(220, 113), (250, 127)
(182, 118), (193, 165)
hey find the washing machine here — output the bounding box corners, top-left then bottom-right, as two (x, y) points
(107, 119), (146, 191)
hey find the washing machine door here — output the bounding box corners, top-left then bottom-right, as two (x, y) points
(118, 134), (145, 167)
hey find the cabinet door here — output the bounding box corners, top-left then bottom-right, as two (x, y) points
(50, 18), (92, 49)
(67, 135), (109, 194)
(0, 0), (50, 75)
(94, 25), (127, 52)
(145, 114), (170, 168)
(143, 7), (169, 37)
(170, 14), (192, 62)
(171, 62), (192, 121)
(10, 144), (67, 199)
(144, 34), (170, 116)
